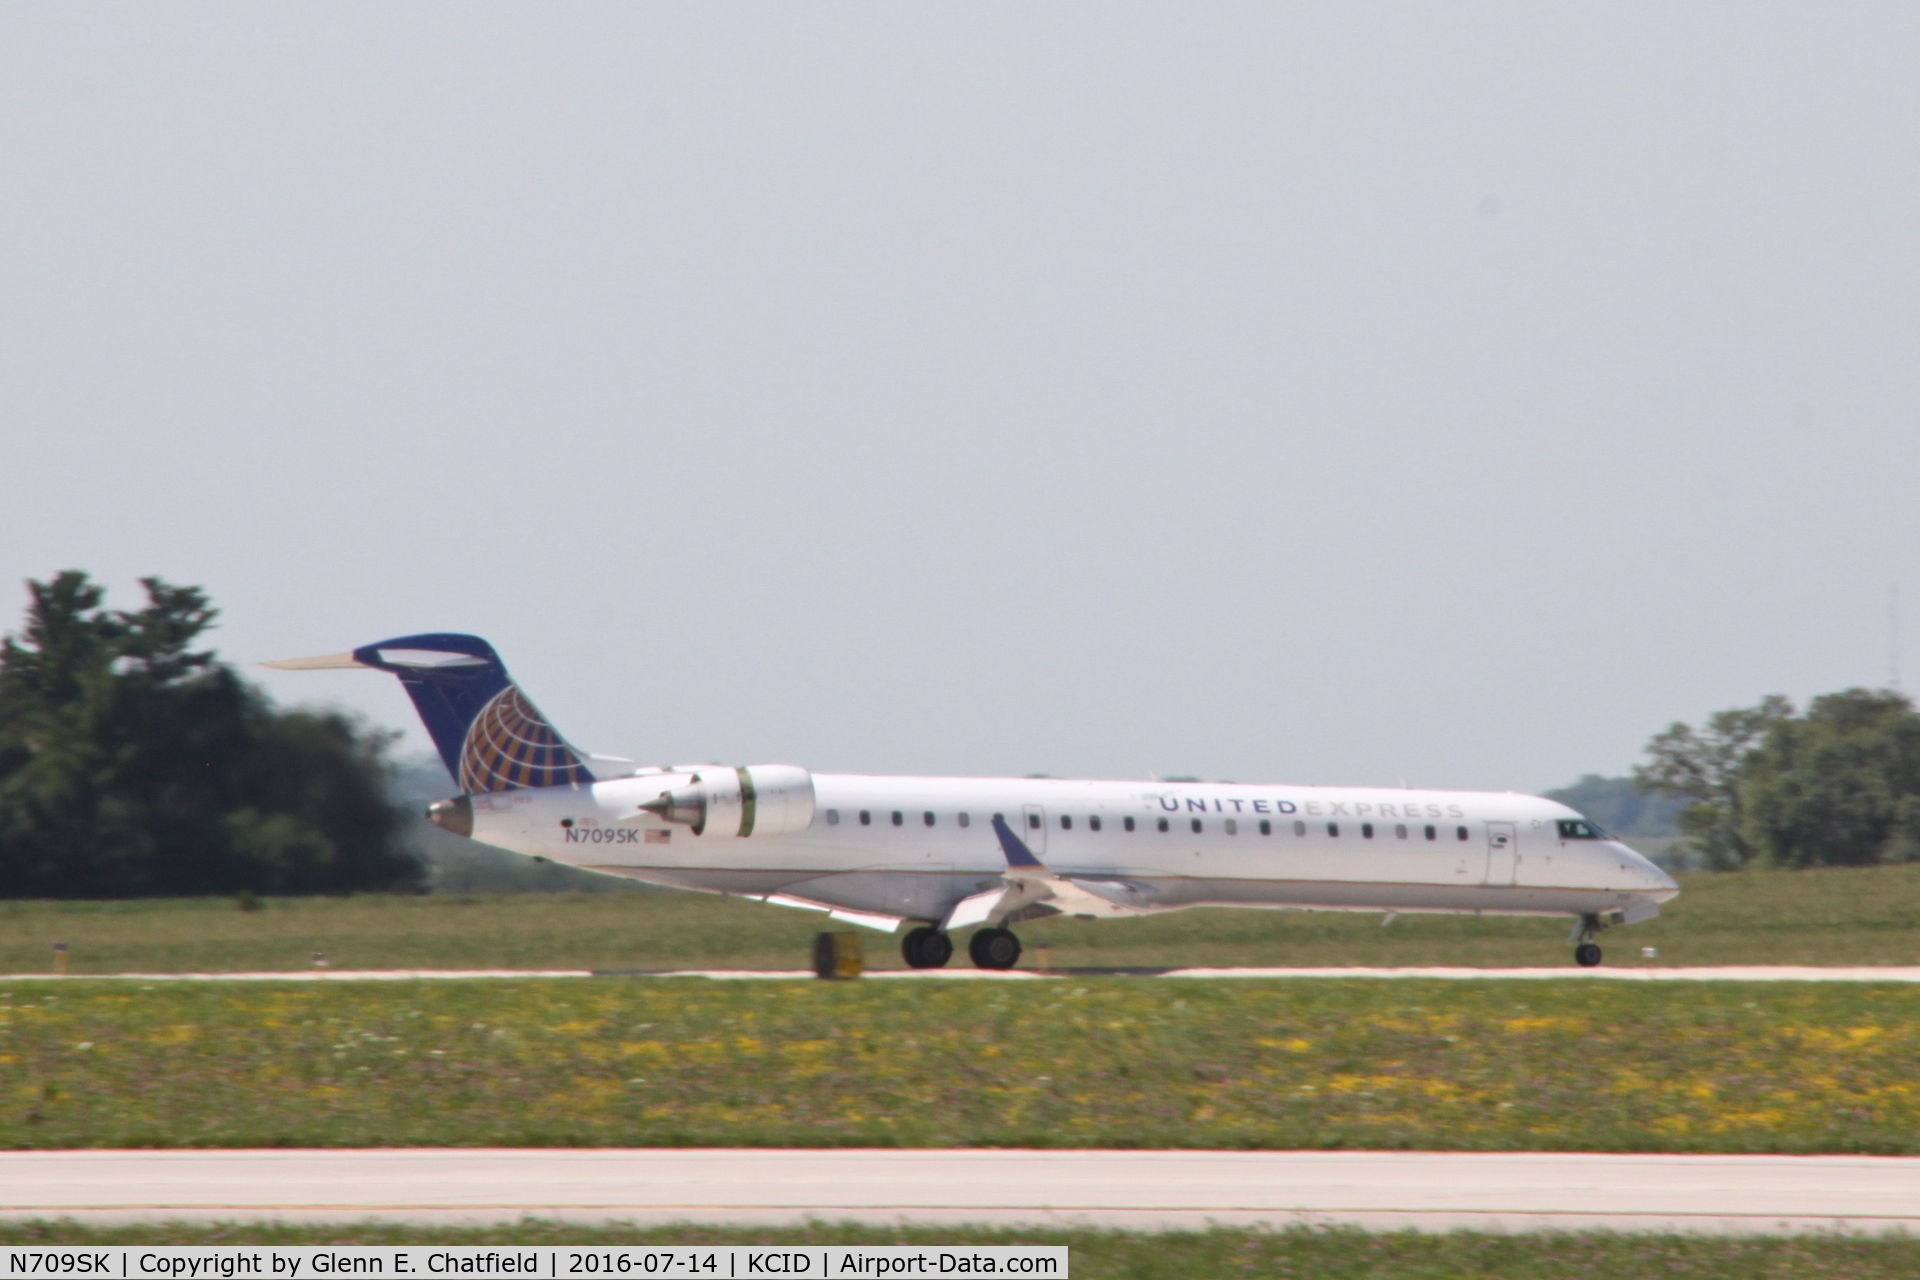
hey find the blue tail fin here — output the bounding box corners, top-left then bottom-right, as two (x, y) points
(350, 634), (593, 792)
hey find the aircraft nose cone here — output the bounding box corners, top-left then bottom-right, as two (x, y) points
(1626, 849), (1680, 899)
(1607, 841), (1680, 898)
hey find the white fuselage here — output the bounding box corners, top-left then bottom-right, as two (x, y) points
(459, 772), (1678, 929)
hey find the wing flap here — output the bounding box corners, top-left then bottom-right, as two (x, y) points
(941, 888), (1009, 932)
(963, 815), (1164, 925)
(1031, 875), (1152, 918)
(756, 892), (905, 934)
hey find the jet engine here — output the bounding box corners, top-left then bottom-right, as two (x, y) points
(639, 764), (816, 837)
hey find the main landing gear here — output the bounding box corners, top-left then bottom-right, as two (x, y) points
(968, 927), (1022, 971)
(901, 925), (1024, 970)
(901, 926), (953, 969)
(1571, 913), (1605, 967)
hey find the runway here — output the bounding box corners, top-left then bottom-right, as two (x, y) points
(4, 1149), (1918, 1234)
(5, 965), (1920, 982)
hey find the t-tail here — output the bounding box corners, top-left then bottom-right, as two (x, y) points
(262, 633), (593, 794)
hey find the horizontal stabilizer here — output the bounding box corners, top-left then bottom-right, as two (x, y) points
(259, 652), (366, 671)
(369, 648), (489, 669)
(260, 633), (593, 792)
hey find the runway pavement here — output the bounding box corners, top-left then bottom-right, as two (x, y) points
(3, 1149), (1918, 1234)
(4, 965), (1920, 981)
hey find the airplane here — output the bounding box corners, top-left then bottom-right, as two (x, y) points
(266, 633), (1678, 970)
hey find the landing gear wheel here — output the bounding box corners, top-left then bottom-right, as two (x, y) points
(969, 927), (1022, 971)
(1574, 942), (1603, 967)
(901, 926), (953, 969)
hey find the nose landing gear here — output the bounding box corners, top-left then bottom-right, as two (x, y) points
(1570, 913), (1605, 967)
(901, 926), (953, 969)
(968, 927), (1023, 970)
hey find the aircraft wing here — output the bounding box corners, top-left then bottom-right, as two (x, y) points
(939, 816), (1164, 931)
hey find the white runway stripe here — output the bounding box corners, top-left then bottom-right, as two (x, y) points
(1147, 965), (1920, 982)
(3, 966), (1920, 982)
(1, 1149), (1917, 1234)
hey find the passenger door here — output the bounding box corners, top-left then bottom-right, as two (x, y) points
(1484, 821), (1517, 886)
(1021, 804), (1048, 856)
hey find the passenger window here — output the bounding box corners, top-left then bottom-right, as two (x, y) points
(891, 810), (903, 826)
(923, 811), (935, 827)
(1293, 820), (1306, 836)
(1395, 824), (1407, 839)
(1061, 815), (1073, 831)
(826, 809), (840, 825)
(1556, 818), (1604, 840)
(1225, 818), (1238, 835)
(860, 810), (871, 826)
(1028, 813), (1042, 830)
(1327, 823), (1339, 837)
(1361, 823), (1374, 839)
(1259, 819), (1271, 835)
(1124, 816), (1136, 831)
(1456, 825), (1469, 841)
(958, 812), (971, 828)
(1424, 824), (1436, 840)
(1089, 815), (1102, 832)
(1157, 817), (1170, 832)
(1191, 817), (1203, 833)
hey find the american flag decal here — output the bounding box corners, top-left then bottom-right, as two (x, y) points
(645, 829), (671, 844)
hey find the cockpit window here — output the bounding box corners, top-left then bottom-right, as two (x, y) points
(1557, 818), (1605, 840)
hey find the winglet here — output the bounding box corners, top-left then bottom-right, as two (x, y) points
(991, 814), (1048, 869)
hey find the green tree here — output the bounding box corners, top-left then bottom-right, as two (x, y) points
(1736, 688), (1920, 868)
(0, 571), (420, 897)
(1632, 695), (1794, 869)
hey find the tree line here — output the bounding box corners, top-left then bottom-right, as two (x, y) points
(1633, 688), (1920, 869)
(2, 569), (1916, 894)
(0, 571), (419, 897)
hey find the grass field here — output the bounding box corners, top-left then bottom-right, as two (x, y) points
(2, 976), (1918, 1152)
(2, 862), (1920, 973)
(0, 1221), (1915, 1280)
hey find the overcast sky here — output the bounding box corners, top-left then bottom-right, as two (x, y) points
(4, 4), (1918, 793)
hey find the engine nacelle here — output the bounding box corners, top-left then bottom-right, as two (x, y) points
(639, 764), (816, 837)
